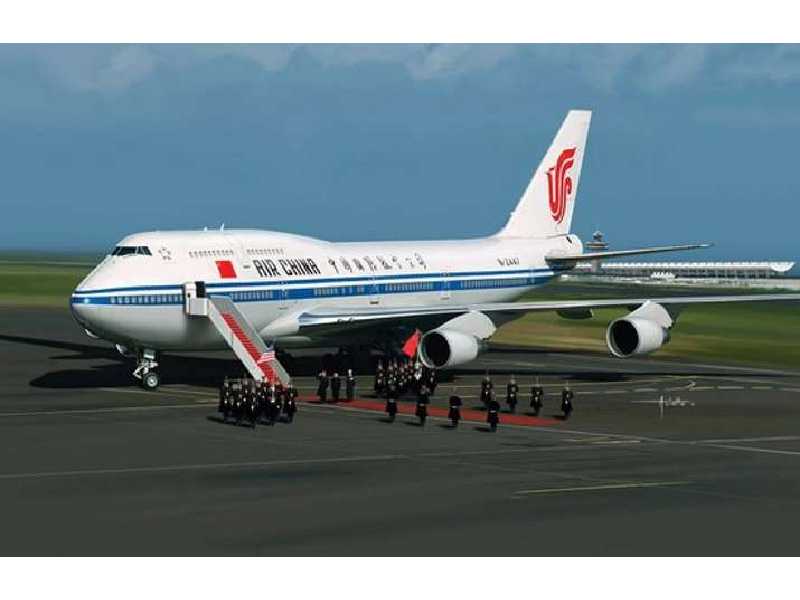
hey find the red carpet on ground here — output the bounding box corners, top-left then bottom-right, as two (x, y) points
(298, 396), (560, 426)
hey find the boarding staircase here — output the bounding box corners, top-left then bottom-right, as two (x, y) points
(184, 286), (290, 385)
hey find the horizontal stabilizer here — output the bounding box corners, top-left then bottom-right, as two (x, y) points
(546, 243), (712, 265)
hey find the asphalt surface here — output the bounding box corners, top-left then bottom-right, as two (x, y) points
(2, 307), (800, 555)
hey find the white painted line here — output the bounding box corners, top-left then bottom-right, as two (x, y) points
(718, 386), (744, 390)
(633, 388), (658, 393)
(0, 403), (214, 418)
(0, 454), (406, 480)
(512, 481), (690, 496)
(752, 386), (774, 390)
(781, 388), (800, 393)
(591, 439), (641, 445)
(98, 386), (215, 399)
(693, 436), (800, 444)
(705, 444), (800, 457)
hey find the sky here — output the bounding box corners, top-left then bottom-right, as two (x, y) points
(0, 44), (798, 262)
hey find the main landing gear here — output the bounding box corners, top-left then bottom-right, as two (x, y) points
(133, 348), (160, 390)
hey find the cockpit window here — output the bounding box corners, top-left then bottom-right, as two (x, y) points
(112, 246), (152, 256)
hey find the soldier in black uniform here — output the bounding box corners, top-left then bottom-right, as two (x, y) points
(427, 368), (437, 396)
(283, 381), (298, 423)
(317, 369), (329, 403)
(480, 372), (493, 408)
(265, 383), (278, 425)
(385, 383), (398, 422)
(486, 391), (500, 432)
(448, 389), (462, 428)
(386, 370), (398, 403)
(331, 372), (341, 402)
(416, 382), (431, 426)
(273, 382), (284, 422)
(345, 369), (356, 401)
(232, 379), (244, 425)
(374, 360), (385, 397)
(561, 384), (574, 420)
(506, 375), (519, 414)
(219, 376), (231, 420)
(244, 379), (258, 427)
(412, 361), (423, 395)
(397, 361), (407, 396)
(530, 377), (544, 416)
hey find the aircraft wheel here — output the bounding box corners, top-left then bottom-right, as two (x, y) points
(142, 371), (160, 391)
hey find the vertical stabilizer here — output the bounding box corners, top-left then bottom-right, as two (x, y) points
(497, 110), (591, 238)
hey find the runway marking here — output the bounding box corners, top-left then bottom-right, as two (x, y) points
(98, 386), (215, 399)
(781, 388), (800, 393)
(691, 436), (800, 444)
(703, 444), (800, 457)
(717, 386), (744, 390)
(709, 374), (800, 389)
(0, 454), (406, 480)
(591, 439), (641, 445)
(0, 403), (215, 418)
(752, 386), (774, 390)
(633, 388), (658, 392)
(512, 481), (690, 496)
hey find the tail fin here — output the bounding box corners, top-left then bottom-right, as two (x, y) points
(497, 110), (591, 238)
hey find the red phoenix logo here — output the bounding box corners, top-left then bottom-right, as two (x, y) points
(547, 147), (577, 224)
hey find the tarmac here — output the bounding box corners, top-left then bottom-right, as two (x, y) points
(2, 307), (800, 555)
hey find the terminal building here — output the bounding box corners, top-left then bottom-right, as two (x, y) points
(575, 232), (796, 282)
(573, 260), (795, 280)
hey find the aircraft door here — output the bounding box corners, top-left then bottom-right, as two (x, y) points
(183, 282), (196, 314)
(440, 268), (451, 301)
(278, 284), (295, 310)
(183, 281), (208, 316)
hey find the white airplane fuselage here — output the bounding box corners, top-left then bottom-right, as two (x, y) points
(70, 229), (580, 351)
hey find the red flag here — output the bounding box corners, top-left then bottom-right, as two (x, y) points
(402, 329), (422, 358)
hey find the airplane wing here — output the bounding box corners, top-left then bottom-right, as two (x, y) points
(545, 243), (712, 266)
(296, 292), (800, 333)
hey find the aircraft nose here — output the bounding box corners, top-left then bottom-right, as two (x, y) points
(70, 261), (109, 333)
(70, 290), (95, 329)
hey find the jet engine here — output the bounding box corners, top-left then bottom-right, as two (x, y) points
(605, 301), (674, 358)
(419, 329), (482, 368)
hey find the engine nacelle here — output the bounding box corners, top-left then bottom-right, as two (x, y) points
(419, 329), (482, 368)
(606, 317), (670, 357)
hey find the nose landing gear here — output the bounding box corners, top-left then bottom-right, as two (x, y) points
(133, 349), (160, 390)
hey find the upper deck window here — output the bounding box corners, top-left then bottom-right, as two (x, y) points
(112, 246), (152, 256)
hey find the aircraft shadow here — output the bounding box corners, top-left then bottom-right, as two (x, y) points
(4, 333), (788, 391)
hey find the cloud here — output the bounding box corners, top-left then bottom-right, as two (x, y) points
(525, 44), (710, 92)
(721, 44), (800, 84)
(694, 106), (800, 128)
(0, 44), (520, 92)
(1, 44), (797, 97)
(527, 44), (642, 91)
(637, 45), (709, 91)
(30, 45), (156, 92)
(405, 44), (516, 79)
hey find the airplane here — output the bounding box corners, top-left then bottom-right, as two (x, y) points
(70, 110), (799, 390)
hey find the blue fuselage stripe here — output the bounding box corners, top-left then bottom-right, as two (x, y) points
(70, 270), (555, 306)
(71, 268), (557, 296)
